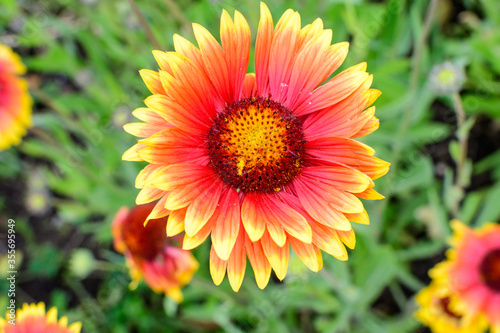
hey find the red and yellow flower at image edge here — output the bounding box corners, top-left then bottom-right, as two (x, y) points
(415, 220), (500, 333)
(0, 302), (81, 333)
(0, 43), (32, 151)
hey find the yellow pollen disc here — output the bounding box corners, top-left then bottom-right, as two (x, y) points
(207, 98), (304, 193)
(221, 105), (289, 176)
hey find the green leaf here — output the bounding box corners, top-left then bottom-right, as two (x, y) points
(448, 140), (460, 164)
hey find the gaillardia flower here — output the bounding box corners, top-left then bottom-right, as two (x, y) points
(415, 220), (500, 333)
(414, 265), (488, 332)
(112, 202), (199, 302)
(0, 43), (32, 151)
(0, 302), (81, 333)
(123, 3), (389, 291)
(445, 220), (500, 332)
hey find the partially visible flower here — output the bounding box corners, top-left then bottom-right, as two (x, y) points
(429, 61), (465, 95)
(446, 220), (500, 332)
(415, 263), (488, 332)
(415, 220), (500, 333)
(112, 202), (199, 302)
(0, 302), (81, 333)
(0, 43), (32, 151)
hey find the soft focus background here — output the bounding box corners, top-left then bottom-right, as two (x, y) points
(1, 0), (500, 332)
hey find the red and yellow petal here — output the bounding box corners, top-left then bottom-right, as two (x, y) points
(245, 234), (272, 289)
(210, 187), (241, 260)
(254, 2), (274, 96)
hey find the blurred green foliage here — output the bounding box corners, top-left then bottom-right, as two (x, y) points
(1, 0), (500, 332)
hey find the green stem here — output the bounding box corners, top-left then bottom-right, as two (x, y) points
(451, 92), (467, 187)
(450, 92), (470, 218)
(127, 0), (162, 50)
(163, 0), (191, 32)
(391, 0), (439, 179)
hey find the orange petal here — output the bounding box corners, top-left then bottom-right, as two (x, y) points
(367, 88), (382, 106)
(265, 215), (286, 248)
(138, 145), (207, 166)
(165, 178), (213, 210)
(356, 187), (385, 200)
(144, 94), (208, 134)
(132, 107), (169, 125)
(306, 136), (374, 155)
(193, 23), (231, 102)
(123, 122), (164, 138)
(302, 88), (371, 141)
(184, 180), (224, 236)
(241, 193), (266, 242)
(122, 143), (146, 161)
(138, 127), (203, 148)
(268, 10), (301, 103)
(300, 165), (372, 194)
(336, 229), (356, 249)
(151, 163), (214, 191)
(183, 218), (213, 250)
(306, 138), (390, 181)
(297, 18), (324, 49)
(352, 115), (380, 138)
(294, 178), (352, 230)
(152, 50), (173, 73)
(340, 62), (368, 74)
(139, 69), (166, 95)
(263, 195), (312, 245)
(261, 232), (289, 281)
(159, 52), (218, 122)
(210, 245), (227, 285)
(227, 227), (246, 291)
(287, 36), (349, 110)
(310, 221), (348, 260)
(167, 207), (187, 236)
(138, 128), (208, 166)
(294, 71), (369, 116)
(289, 236), (323, 272)
(220, 9), (251, 102)
(145, 195), (170, 222)
(255, 2), (274, 96)
(211, 187), (240, 260)
(173, 34), (209, 78)
(344, 209), (369, 225)
(242, 73), (256, 98)
(136, 187), (164, 205)
(245, 235), (272, 289)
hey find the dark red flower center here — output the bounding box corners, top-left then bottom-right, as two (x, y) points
(480, 248), (500, 292)
(121, 202), (167, 260)
(207, 97), (305, 193)
(438, 297), (461, 320)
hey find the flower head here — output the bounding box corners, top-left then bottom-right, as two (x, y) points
(429, 61), (465, 95)
(446, 220), (500, 332)
(123, 2), (389, 290)
(112, 202), (199, 302)
(415, 264), (488, 332)
(415, 220), (500, 333)
(0, 43), (32, 150)
(0, 302), (81, 333)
